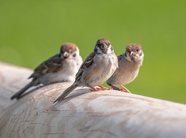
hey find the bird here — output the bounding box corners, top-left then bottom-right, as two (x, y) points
(10, 43), (83, 100)
(106, 43), (144, 92)
(54, 38), (118, 103)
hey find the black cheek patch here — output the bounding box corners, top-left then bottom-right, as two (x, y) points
(58, 53), (61, 57)
(110, 46), (114, 51)
(73, 53), (76, 57)
(124, 53), (127, 57)
(94, 48), (98, 52)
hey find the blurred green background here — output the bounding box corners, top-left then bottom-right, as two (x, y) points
(0, 0), (186, 104)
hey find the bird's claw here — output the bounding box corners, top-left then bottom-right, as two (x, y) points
(119, 89), (131, 93)
(90, 85), (109, 92)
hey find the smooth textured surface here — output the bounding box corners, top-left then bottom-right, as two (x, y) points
(0, 63), (186, 138)
(0, 62), (32, 112)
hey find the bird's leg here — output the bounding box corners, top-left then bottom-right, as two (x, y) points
(107, 82), (131, 93)
(86, 84), (99, 92)
(107, 82), (120, 90)
(120, 85), (131, 93)
(87, 84), (108, 92)
(97, 85), (109, 90)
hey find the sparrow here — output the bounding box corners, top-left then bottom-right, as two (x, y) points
(10, 43), (83, 100)
(54, 38), (118, 103)
(106, 43), (144, 92)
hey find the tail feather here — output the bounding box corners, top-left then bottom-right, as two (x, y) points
(53, 84), (77, 103)
(10, 81), (36, 100)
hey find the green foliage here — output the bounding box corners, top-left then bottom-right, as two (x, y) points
(0, 0), (186, 103)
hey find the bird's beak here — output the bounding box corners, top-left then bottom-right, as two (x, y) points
(101, 43), (108, 50)
(130, 51), (136, 56)
(63, 52), (69, 58)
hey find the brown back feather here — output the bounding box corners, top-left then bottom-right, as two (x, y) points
(28, 54), (64, 79)
(75, 52), (95, 81)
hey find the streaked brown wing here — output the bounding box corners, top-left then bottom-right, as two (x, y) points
(29, 54), (63, 79)
(75, 52), (95, 81)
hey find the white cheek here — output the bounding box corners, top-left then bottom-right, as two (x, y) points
(107, 46), (113, 54)
(139, 51), (144, 60)
(141, 52), (144, 58)
(125, 54), (132, 61)
(75, 49), (80, 56)
(136, 52), (144, 65)
(69, 51), (78, 58)
(96, 47), (103, 54)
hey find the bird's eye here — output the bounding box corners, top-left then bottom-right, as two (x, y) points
(136, 48), (139, 52)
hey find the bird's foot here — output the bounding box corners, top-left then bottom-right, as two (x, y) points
(120, 85), (131, 93)
(90, 85), (109, 92)
(110, 85), (131, 93)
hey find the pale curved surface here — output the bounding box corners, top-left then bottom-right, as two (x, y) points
(0, 84), (186, 138)
(0, 62), (32, 112)
(0, 62), (186, 138)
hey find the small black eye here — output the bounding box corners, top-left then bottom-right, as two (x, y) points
(136, 48), (139, 52)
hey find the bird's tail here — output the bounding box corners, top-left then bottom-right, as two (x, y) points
(53, 84), (77, 103)
(10, 81), (36, 100)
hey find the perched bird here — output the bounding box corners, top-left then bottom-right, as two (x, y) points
(106, 43), (144, 92)
(54, 38), (118, 103)
(11, 43), (83, 100)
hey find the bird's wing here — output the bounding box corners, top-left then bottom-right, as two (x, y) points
(28, 54), (64, 79)
(75, 52), (95, 81)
